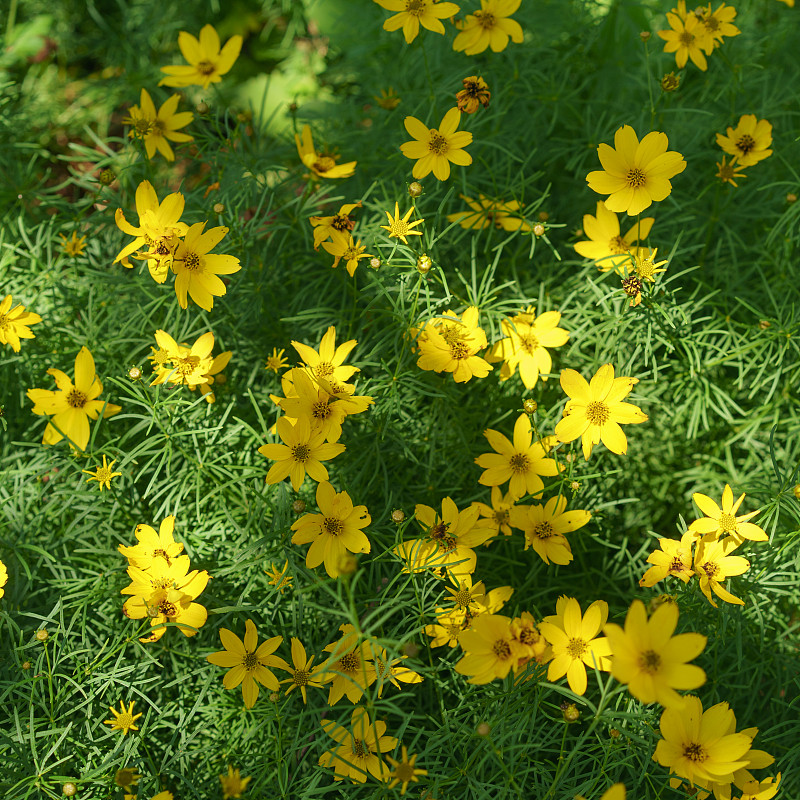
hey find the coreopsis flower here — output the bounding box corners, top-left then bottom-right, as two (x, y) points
(443, 576), (489, 615)
(295, 124), (356, 179)
(114, 768), (140, 791)
(380, 202), (424, 244)
(386, 746), (427, 796)
(171, 222), (241, 311)
(573, 202), (655, 273)
(277, 637), (325, 702)
(456, 75), (491, 114)
(322, 231), (374, 277)
(373, 0), (461, 44)
(318, 706), (398, 783)
(82, 455), (122, 491)
(159, 24), (242, 89)
(716, 156), (747, 187)
(716, 115), (773, 168)
(149, 330), (215, 388)
(697, 2), (740, 51)
(415, 306), (492, 382)
(693, 538), (750, 607)
(0, 294), (42, 352)
(639, 531), (696, 587)
(538, 596), (611, 695)
(309, 202), (361, 249)
(472, 486), (519, 537)
(219, 766), (251, 800)
(486, 308), (570, 389)
(291, 326), (360, 386)
(453, 0), (524, 55)
(475, 413), (561, 499)
(151, 793), (174, 800)
(633, 248), (668, 284)
(371, 646), (423, 695)
(27, 347), (121, 451)
(447, 194), (531, 231)
(59, 231), (87, 256)
(455, 613), (523, 683)
(265, 560), (293, 593)
(509, 496), (591, 565)
(511, 610), (549, 667)
(290, 481), (371, 578)
(123, 89), (193, 161)
(658, 12), (710, 70)
(259, 416), (346, 490)
(265, 347), (289, 373)
(319, 624), (377, 705)
(206, 620), (288, 708)
(661, 71), (681, 91)
(104, 700), (143, 736)
(0, 559), (7, 599)
(586, 125), (687, 216)
(425, 607), (469, 647)
(555, 363), (648, 460)
(734, 775), (781, 800)
(375, 87), (401, 110)
(603, 599), (706, 708)
(400, 107), (473, 181)
(688, 485), (767, 544)
(118, 516), (183, 571)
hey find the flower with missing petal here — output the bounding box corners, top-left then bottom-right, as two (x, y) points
(118, 516), (183, 571)
(400, 108), (473, 181)
(508, 496), (590, 565)
(716, 155), (747, 187)
(82, 455), (122, 491)
(104, 700), (143, 736)
(309, 202), (361, 250)
(0, 294), (42, 352)
(296, 124), (356, 179)
(716, 115), (773, 168)
(658, 12), (710, 70)
(374, 0), (461, 44)
(277, 637), (325, 702)
(688, 485), (767, 544)
(322, 231), (374, 277)
(380, 202), (424, 244)
(455, 613), (522, 683)
(123, 89), (193, 161)
(219, 766), (251, 800)
(159, 24), (242, 89)
(693, 538), (750, 607)
(386, 746), (427, 796)
(291, 326), (360, 387)
(447, 194), (531, 231)
(639, 530), (696, 587)
(574, 202), (654, 273)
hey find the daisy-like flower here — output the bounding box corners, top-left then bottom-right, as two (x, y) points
(82, 455), (122, 491)
(151, 793), (174, 800)
(455, 613), (522, 684)
(171, 221), (241, 311)
(150, 330), (215, 388)
(219, 766), (251, 800)
(716, 155), (747, 187)
(265, 560), (293, 593)
(453, 0), (524, 55)
(734, 775), (781, 800)
(309, 202), (361, 250)
(538, 596), (611, 695)
(295, 124), (356, 179)
(0, 559), (8, 599)
(688, 485), (767, 544)
(321, 231), (374, 277)
(554, 363), (648, 460)
(400, 107), (473, 181)
(27, 347), (121, 451)
(159, 24), (242, 89)
(573, 201), (655, 273)
(319, 624), (377, 705)
(475, 413), (561, 499)
(123, 89), (193, 161)
(290, 481), (371, 578)
(658, 12), (710, 70)
(59, 231), (87, 256)
(373, 0), (461, 44)
(104, 700), (143, 736)
(375, 87), (401, 110)
(472, 486), (519, 537)
(456, 75), (491, 114)
(277, 637), (325, 702)
(291, 326), (360, 386)
(415, 307), (492, 383)
(586, 125), (687, 216)
(697, 2), (740, 51)
(693, 538), (750, 607)
(206, 619), (289, 708)
(486, 307), (570, 389)
(371, 646), (423, 696)
(443, 576), (489, 615)
(318, 706), (398, 783)
(386, 746), (427, 796)
(265, 347), (289, 373)
(0, 294), (42, 352)
(380, 202), (424, 244)
(633, 247), (668, 283)
(118, 516), (183, 571)
(508, 495), (591, 565)
(425, 607), (469, 648)
(639, 531), (696, 587)
(716, 115), (773, 168)
(447, 194), (531, 231)
(603, 599), (706, 708)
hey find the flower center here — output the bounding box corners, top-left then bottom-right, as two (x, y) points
(332, 214), (354, 232)
(311, 400), (331, 420)
(439, 535), (458, 553)
(736, 134), (756, 154)
(338, 652), (360, 672)
(679, 29), (695, 46)
(428, 132), (449, 155)
(626, 167), (647, 188)
(116, 712), (135, 726)
(133, 117), (153, 136)
(492, 639), (512, 659)
(719, 512), (737, 532)
(323, 517), (344, 536)
(197, 60), (216, 76)
(182, 252), (201, 271)
(566, 637), (588, 658)
(449, 340), (470, 360)
(703, 15), (720, 31)
(151, 119), (166, 137)
(494, 509), (509, 525)
(242, 651), (260, 671)
(585, 400), (610, 425)
(293, 668), (309, 686)
(532, 521), (555, 539)
(701, 561), (719, 578)
(156, 599), (177, 617)
(474, 10), (497, 28)
(395, 762), (416, 781)
(430, 522), (449, 541)
(509, 453), (531, 473)
(174, 356), (199, 379)
(314, 361), (334, 378)
(638, 649), (662, 673)
(67, 389), (88, 408)
(291, 444), (311, 463)
(0, 314), (8, 330)
(519, 627), (538, 646)
(519, 334), (539, 354)
(683, 742), (708, 763)
(669, 556), (686, 573)
(313, 156), (336, 173)
(454, 589), (472, 607)
(609, 235), (630, 255)
(351, 738), (368, 758)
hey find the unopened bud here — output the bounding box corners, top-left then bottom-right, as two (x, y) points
(408, 181), (423, 198)
(787, 193), (797, 204)
(417, 254), (432, 274)
(36, 629), (49, 642)
(369, 257), (381, 270)
(533, 223), (546, 237)
(213, 203), (225, 214)
(561, 701), (580, 722)
(522, 399), (538, 414)
(292, 499), (306, 514)
(640, 31), (651, 41)
(99, 169), (116, 186)
(475, 722), (491, 737)
(391, 509), (406, 524)
(62, 783), (77, 797)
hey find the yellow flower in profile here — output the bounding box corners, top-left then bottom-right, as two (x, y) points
(206, 619), (288, 708)
(295, 124), (356, 179)
(104, 700), (143, 736)
(603, 599), (706, 708)
(0, 294), (42, 352)
(688, 485), (767, 544)
(82, 455), (122, 491)
(59, 231), (88, 256)
(159, 24), (242, 89)
(574, 201), (655, 273)
(447, 194), (531, 231)
(716, 115), (773, 168)
(586, 125), (687, 216)
(219, 765), (251, 800)
(716, 155), (747, 187)
(277, 637), (326, 702)
(375, 87), (401, 110)
(455, 613), (522, 684)
(735, 775), (782, 800)
(508, 495), (590, 565)
(374, 0), (461, 44)
(400, 107), (473, 181)
(321, 231), (374, 277)
(309, 201), (361, 250)
(658, 12), (709, 70)
(453, 0), (524, 55)
(693, 538), (750, 607)
(555, 363), (648, 460)
(123, 89), (193, 161)
(265, 347), (289, 373)
(386, 746), (427, 796)
(27, 347), (122, 451)
(380, 202), (424, 244)
(639, 531), (696, 587)
(0, 559), (7, 599)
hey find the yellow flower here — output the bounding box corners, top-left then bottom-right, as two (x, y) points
(219, 765), (251, 800)
(380, 202), (424, 244)
(265, 347), (289, 373)
(0, 559), (7, 599)
(207, 620), (288, 708)
(508, 495), (591, 565)
(455, 613), (522, 683)
(103, 700), (143, 736)
(716, 114), (773, 167)
(291, 326), (360, 386)
(59, 231), (88, 256)
(603, 599), (706, 708)
(114, 768), (140, 790)
(309, 202), (361, 250)
(735, 775), (782, 800)
(472, 486), (519, 537)
(277, 637), (326, 702)
(386, 746), (427, 795)
(577, 785), (627, 800)
(150, 793), (174, 800)
(697, 2), (740, 52)
(456, 75), (491, 114)
(321, 231), (374, 277)
(118, 516), (184, 571)
(123, 89), (193, 161)
(400, 107), (473, 181)
(82, 455), (122, 491)
(265, 560), (293, 593)
(447, 194), (531, 231)
(554, 363), (648, 460)
(295, 124), (356, 179)
(688, 485), (767, 544)
(633, 247), (668, 283)
(318, 624), (377, 705)
(171, 221), (241, 311)
(149, 330), (216, 388)
(374, 0), (461, 44)
(425, 607), (469, 648)
(658, 12), (710, 70)
(27, 347), (121, 451)
(693, 538), (750, 607)
(453, 0), (524, 55)
(573, 201), (655, 273)
(375, 87), (401, 110)
(193, 349), (232, 404)
(639, 530), (696, 587)
(0, 294), (42, 352)
(159, 24), (242, 89)
(716, 155), (747, 187)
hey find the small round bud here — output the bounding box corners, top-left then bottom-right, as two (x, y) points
(533, 223), (546, 237)
(292, 499), (306, 514)
(758, 319), (771, 330)
(369, 257), (381, 270)
(338, 554), (358, 575)
(416, 254), (432, 274)
(99, 169), (116, 186)
(402, 641), (420, 658)
(35, 629), (49, 642)
(570, 481), (581, 491)
(609, 727), (621, 739)
(62, 783), (77, 797)
(565, 453), (575, 463)
(537, 211), (549, 222)
(391, 509), (406, 524)
(793, 484), (800, 500)
(213, 203), (225, 214)
(561, 702), (580, 722)
(522, 399), (538, 414)
(475, 722), (491, 737)
(640, 30), (651, 41)
(22, 661), (31, 670)
(127, 365), (142, 381)
(786, 193), (797, 204)
(196, 101), (209, 114)
(269, 692), (280, 703)
(408, 181), (423, 198)
(288, 102), (298, 114)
